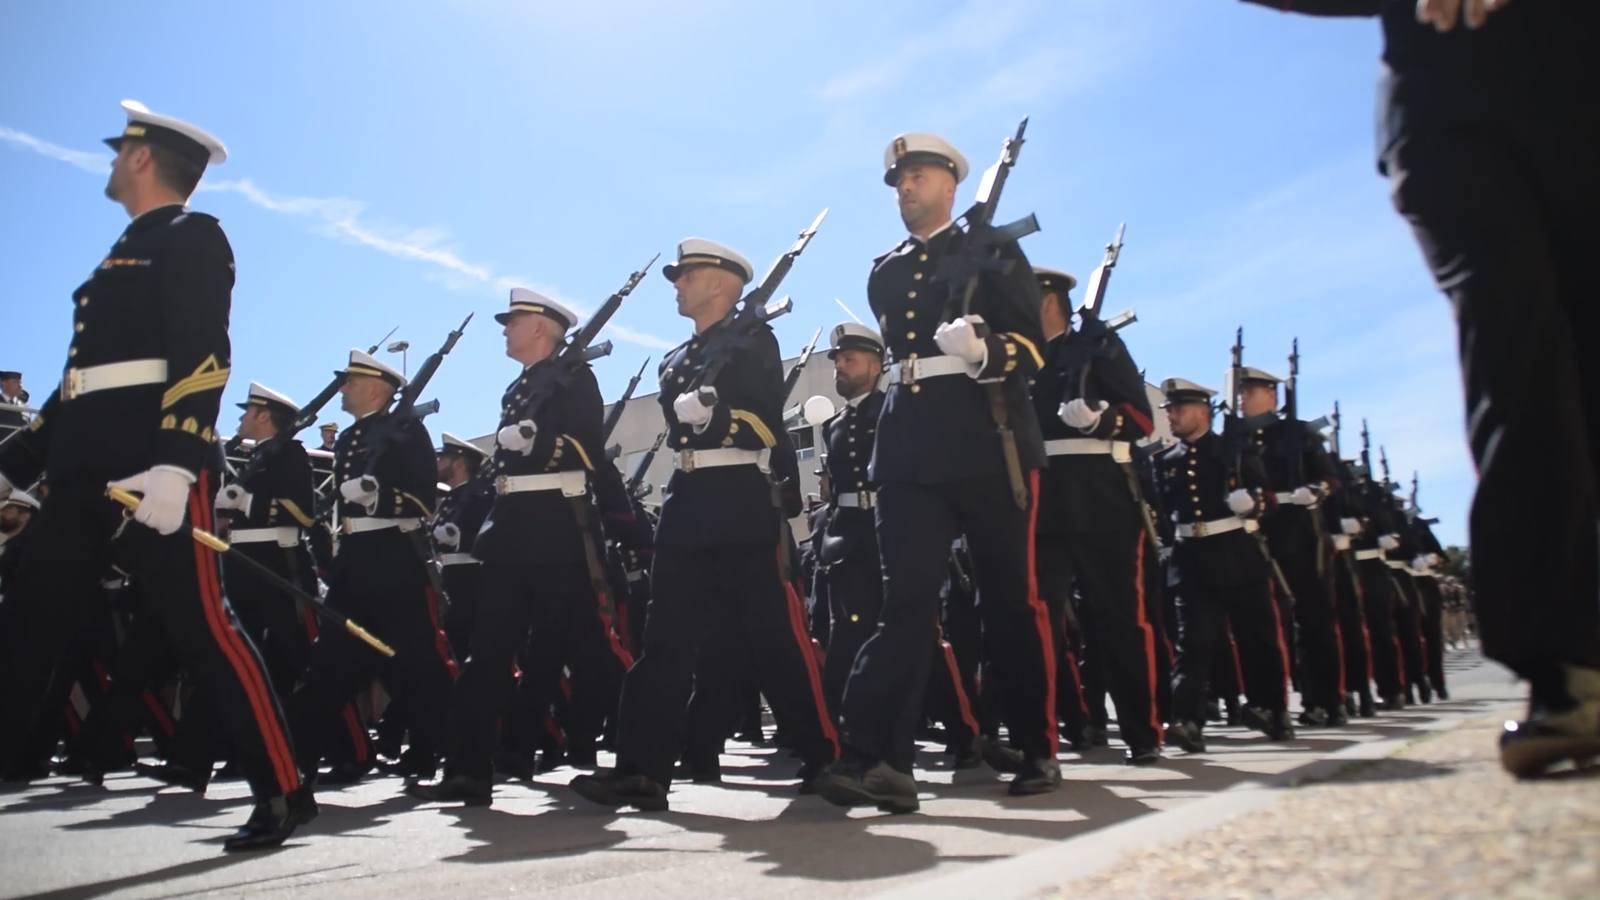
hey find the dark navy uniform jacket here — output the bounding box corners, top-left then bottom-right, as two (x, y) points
(866, 223), (1046, 485)
(1, 205), (235, 486)
(473, 361), (605, 567)
(1155, 429), (1270, 588)
(653, 319), (799, 549)
(1032, 329), (1153, 536)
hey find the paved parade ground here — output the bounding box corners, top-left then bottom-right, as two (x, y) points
(0, 647), (1559, 900)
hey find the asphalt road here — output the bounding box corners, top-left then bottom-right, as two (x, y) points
(0, 645), (1512, 899)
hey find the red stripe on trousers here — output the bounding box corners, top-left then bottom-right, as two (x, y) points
(1131, 527), (1161, 744)
(1327, 566), (1347, 695)
(1226, 622), (1245, 695)
(422, 585), (461, 679)
(938, 639), (979, 736)
(188, 475), (299, 794)
(777, 544), (840, 757)
(589, 589), (636, 669)
(342, 706), (368, 762)
(142, 690), (176, 738)
(1264, 579), (1292, 707)
(1022, 469), (1059, 754)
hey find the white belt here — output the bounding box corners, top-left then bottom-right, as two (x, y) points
(61, 359), (168, 401)
(673, 447), (771, 474)
(1385, 560), (1409, 571)
(885, 355), (973, 386)
(496, 470), (588, 497)
(1272, 490), (1320, 507)
(1175, 516), (1258, 539)
(1411, 568), (1435, 578)
(228, 526), (301, 548)
(1044, 438), (1132, 463)
(626, 569), (646, 583)
(1353, 548), (1385, 561)
(437, 552), (478, 566)
(1331, 535), (1352, 552)
(835, 490), (877, 509)
(341, 516), (422, 535)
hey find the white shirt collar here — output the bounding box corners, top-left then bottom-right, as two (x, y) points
(846, 392), (870, 409)
(909, 219), (955, 245)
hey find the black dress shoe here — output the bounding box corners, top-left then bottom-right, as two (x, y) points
(948, 738), (983, 770)
(1326, 707), (1350, 728)
(1435, 686), (1450, 701)
(1358, 692), (1376, 718)
(1165, 721), (1207, 753)
(1064, 726), (1091, 753)
(570, 770), (669, 811)
(1265, 711), (1297, 742)
(1418, 682), (1433, 704)
(980, 739), (1026, 775)
(317, 760), (372, 787)
(1298, 707), (1329, 728)
(1345, 695), (1359, 717)
(1380, 693), (1406, 712)
(685, 758), (722, 784)
(408, 774), (492, 806)
(1224, 703), (1241, 727)
(812, 758), (920, 813)
(1499, 666), (1600, 779)
(223, 786), (316, 852)
(1203, 700), (1222, 724)
(1007, 756), (1062, 796)
(134, 761), (211, 793)
(1086, 725), (1110, 747)
(1124, 746), (1161, 767)
(795, 760), (825, 794)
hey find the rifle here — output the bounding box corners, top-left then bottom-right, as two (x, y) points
(626, 429), (667, 499)
(222, 325), (399, 463)
(1379, 444), (1392, 487)
(1410, 471), (1421, 513)
(1330, 401), (1342, 457)
(602, 355), (651, 444)
(690, 210), (827, 405)
(1360, 419), (1372, 477)
(782, 326), (823, 405)
(1285, 338), (1300, 421)
(1071, 223), (1128, 400)
(490, 255), (656, 469)
(1226, 326), (1245, 417)
(932, 118), (1041, 510)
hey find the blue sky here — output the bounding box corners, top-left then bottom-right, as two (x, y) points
(0, 1), (1471, 544)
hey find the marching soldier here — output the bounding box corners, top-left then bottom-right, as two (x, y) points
(0, 370), (28, 430)
(431, 432), (494, 659)
(1156, 379), (1294, 752)
(817, 133), (1059, 812)
(572, 240), (838, 811)
(286, 349), (456, 788)
(813, 322), (981, 764)
(0, 100), (309, 849)
(412, 289), (632, 805)
(1030, 267), (1163, 764)
(1236, 368), (1347, 726)
(1322, 461), (1378, 717)
(1347, 465), (1409, 710)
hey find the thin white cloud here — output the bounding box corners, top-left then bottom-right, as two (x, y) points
(817, 0), (1037, 102)
(2, 127), (671, 349)
(0, 126), (111, 174)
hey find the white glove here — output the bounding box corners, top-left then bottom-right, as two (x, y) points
(1290, 486), (1318, 506)
(673, 389), (716, 430)
(0, 471), (11, 502)
(1059, 399), (1108, 432)
(934, 315), (988, 367)
(1378, 534), (1401, 551)
(1340, 517), (1362, 536)
(433, 522), (461, 550)
(496, 419), (538, 455)
(1157, 545), (1173, 565)
(108, 466), (195, 536)
(1412, 555), (1431, 571)
(339, 476), (380, 513)
(215, 483), (253, 515)
(1226, 489), (1257, 516)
